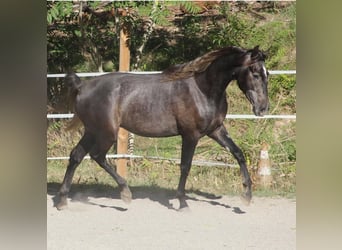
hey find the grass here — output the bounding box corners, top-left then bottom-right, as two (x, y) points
(47, 157), (295, 199)
(47, 111), (296, 198)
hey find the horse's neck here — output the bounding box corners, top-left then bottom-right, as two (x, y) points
(195, 59), (235, 100)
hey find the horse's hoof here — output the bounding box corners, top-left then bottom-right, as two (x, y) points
(56, 203), (68, 210)
(178, 206), (191, 213)
(178, 199), (190, 212)
(54, 195), (68, 210)
(120, 187), (132, 204)
(55, 200), (68, 210)
(240, 193), (252, 206)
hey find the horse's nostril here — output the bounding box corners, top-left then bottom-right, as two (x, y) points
(260, 106), (268, 115)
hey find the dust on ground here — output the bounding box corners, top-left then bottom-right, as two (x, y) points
(47, 186), (296, 250)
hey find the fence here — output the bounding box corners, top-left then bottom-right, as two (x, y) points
(47, 70), (296, 167)
(47, 70), (296, 78)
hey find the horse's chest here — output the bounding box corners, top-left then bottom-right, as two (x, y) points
(199, 107), (225, 129)
(197, 99), (227, 130)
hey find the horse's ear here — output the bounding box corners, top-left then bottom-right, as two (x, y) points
(253, 45), (260, 51)
(251, 45), (260, 59)
(250, 45), (267, 62)
(240, 46), (265, 66)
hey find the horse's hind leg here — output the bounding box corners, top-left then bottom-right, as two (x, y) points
(56, 132), (94, 210)
(89, 131), (132, 204)
(208, 125), (252, 205)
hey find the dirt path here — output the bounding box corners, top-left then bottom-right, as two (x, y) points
(47, 188), (296, 250)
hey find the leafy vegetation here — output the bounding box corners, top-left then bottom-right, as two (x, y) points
(47, 1), (296, 197)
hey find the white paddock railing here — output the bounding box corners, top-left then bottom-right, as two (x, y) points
(47, 113), (296, 120)
(47, 154), (240, 168)
(47, 70), (296, 166)
(47, 70), (296, 78)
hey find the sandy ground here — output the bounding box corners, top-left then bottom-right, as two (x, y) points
(47, 187), (296, 250)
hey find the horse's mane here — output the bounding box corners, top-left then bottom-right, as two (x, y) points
(162, 46), (246, 81)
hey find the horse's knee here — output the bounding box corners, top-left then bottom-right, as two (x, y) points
(69, 146), (86, 165)
(230, 146), (246, 163)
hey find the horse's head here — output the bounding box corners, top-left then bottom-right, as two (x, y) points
(234, 46), (269, 116)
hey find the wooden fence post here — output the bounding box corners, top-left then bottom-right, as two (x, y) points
(117, 23), (130, 178)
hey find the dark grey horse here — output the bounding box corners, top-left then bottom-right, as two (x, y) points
(56, 46), (269, 210)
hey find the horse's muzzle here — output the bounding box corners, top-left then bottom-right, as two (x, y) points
(253, 105), (269, 117)
(246, 90), (269, 117)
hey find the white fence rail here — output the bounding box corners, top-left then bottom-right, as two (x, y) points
(47, 70), (296, 165)
(46, 154), (240, 168)
(47, 70), (296, 78)
(47, 113), (296, 120)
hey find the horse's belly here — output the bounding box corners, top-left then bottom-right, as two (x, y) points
(121, 114), (179, 137)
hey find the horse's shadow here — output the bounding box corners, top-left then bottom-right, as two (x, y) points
(47, 182), (245, 214)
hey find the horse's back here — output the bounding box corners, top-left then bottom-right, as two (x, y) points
(75, 73), (182, 136)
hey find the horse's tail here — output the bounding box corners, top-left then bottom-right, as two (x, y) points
(65, 72), (83, 131)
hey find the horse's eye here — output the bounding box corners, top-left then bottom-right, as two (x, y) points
(252, 73), (260, 79)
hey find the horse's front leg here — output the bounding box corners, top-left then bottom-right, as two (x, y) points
(208, 125), (252, 205)
(176, 136), (198, 210)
